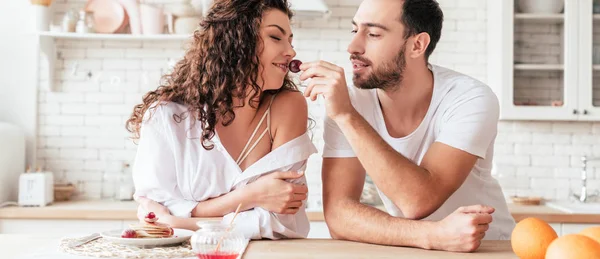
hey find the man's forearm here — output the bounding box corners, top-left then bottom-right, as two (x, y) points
(191, 186), (257, 217)
(326, 198), (433, 249)
(334, 111), (437, 217)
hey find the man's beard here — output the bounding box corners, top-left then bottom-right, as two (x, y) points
(352, 46), (406, 91)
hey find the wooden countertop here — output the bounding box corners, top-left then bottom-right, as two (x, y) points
(1, 234), (516, 259)
(1, 200), (599, 223)
(243, 239), (516, 259)
(509, 203), (600, 223)
(0, 200), (139, 220)
(0, 200), (326, 221)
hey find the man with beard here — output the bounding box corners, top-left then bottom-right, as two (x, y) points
(299, 0), (515, 252)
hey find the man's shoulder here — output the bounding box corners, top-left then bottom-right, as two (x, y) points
(433, 65), (499, 109)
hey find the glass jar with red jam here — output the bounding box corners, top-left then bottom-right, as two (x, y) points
(191, 221), (248, 259)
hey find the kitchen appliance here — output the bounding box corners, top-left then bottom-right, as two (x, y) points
(0, 122), (26, 206)
(18, 169), (54, 207)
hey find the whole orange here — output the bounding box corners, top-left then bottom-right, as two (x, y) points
(511, 217), (557, 259)
(545, 234), (600, 259)
(580, 226), (600, 244)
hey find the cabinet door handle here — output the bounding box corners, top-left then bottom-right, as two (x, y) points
(573, 109), (579, 114)
(583, 110), (589, 115)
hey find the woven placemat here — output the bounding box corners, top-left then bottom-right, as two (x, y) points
(59, 237), (196, 259)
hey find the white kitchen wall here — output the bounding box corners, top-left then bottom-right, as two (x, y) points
(0, 0), (38, 164)
(34, 0), (600, 207)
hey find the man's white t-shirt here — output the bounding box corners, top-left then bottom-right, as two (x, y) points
(322, 64), (516, 240)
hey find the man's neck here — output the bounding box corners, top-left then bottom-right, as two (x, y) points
(376, 64), (434, 138)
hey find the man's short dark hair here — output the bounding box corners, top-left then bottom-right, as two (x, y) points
(400, 0), (443, 59)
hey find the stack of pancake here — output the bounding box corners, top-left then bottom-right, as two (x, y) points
(128, 221), (174, 238)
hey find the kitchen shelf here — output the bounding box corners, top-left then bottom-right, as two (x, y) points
(514, 64), (564, 70)
(594, 65), (600, 70)
(36, 32), (192, 92)
(594, 14), (600, 20)
(514, 13), (564, 23)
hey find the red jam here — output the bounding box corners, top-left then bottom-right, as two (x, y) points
(197, 252), (239, 259)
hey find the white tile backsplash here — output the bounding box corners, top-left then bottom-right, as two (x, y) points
(35, 0), (599, 206)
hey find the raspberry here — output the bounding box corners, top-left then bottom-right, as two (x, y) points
(121, 229), (137, 238)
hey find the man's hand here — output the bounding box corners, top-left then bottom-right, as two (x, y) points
(299, 61), (355, 121)
(430, 205), (495, 252)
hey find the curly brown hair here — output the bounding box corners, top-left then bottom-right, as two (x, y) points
(126, 0), (297, 150)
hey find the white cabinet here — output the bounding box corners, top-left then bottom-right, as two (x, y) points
(544, 223), (597, 236)
(549, 223), (562, 236)
(561, 223), (597, 235)
(488, 0), (600, 121)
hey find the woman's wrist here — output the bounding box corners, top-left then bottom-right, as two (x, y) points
(238, 184), (260, 210)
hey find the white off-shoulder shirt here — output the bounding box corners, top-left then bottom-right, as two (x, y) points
(132, 102), (317, 239)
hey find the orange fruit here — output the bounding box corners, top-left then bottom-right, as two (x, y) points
(545, 234), (600, 259)
(511, 217), (558, 259)
(580, 226), (600, 244)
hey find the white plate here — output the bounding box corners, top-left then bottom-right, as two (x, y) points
(100, 228), (194, 247)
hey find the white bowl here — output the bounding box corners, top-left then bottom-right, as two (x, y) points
(518, 0), (564, 14)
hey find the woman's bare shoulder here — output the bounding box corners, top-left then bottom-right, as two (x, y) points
(269, 90), (309, 144)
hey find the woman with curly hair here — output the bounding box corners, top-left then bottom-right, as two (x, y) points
(126, 0), (315, 239)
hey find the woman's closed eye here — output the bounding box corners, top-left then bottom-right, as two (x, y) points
(270, 35), (281, 41)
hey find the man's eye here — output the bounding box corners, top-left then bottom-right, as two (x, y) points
(369, 34), (380, 38)
(351, 30), (357, 34)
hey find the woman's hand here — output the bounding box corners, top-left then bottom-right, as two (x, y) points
(247, 171), (308, 214)
(136, 196), (172, 224)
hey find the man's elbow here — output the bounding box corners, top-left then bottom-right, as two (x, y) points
(325, 218), (349, 240)
(329, 230), (345, 240)
(324, 208), (350, 240)
(401, 209), (432, 220)
(392, 199), (440, 220)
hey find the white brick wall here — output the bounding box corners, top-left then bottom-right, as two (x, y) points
(493, 121), (600, 201)
(36, 0), (599, 206)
